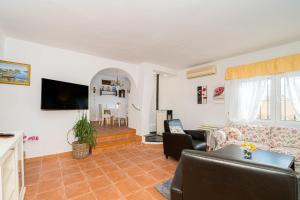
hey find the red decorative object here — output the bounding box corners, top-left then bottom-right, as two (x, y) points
(213, 86), (225, 103)
(23, 135), (39, 142)
(214, 86), (224, 97)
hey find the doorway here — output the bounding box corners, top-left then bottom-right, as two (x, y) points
(89, 68), (136, 134)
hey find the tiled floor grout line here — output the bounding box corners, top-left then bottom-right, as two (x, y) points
(24, 144), (176, 200)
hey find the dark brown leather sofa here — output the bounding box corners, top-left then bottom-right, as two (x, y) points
(162, 119), (207, 160)
(171, 149), (298, 200)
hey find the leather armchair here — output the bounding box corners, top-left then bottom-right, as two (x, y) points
(171, 149), (298, 200)
(163, 119), (207, 160)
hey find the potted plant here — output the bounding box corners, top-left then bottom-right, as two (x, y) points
(69, 113), (96, 159)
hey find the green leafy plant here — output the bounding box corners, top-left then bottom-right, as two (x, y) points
(72, 113), (96, 148)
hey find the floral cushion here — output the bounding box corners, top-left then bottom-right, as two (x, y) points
(212, 123), (300, 161)
(214, 130), (226, 145)
(212, 130), (227, 150)
(222, 127), (243, 141)
(270, 127), (300, 148)
(270, 146), (300, 161)
(212, 127), (243, 150)
(229, 123), (270, 145)
(169, 126), (185, 134)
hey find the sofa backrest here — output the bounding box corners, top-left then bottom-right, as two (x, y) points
(270, 127), (300, 148)
(164, 119), (184, 133)
(179, 150), (298, 200)
(229, 123), (271, 145)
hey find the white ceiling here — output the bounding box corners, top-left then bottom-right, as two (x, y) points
(0, 0), (300, 69)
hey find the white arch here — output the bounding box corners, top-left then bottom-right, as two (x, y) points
(89, 67), (137, 90)
(89, 67), (139, 130)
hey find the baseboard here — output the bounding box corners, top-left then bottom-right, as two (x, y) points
(25, 151), (72, 161)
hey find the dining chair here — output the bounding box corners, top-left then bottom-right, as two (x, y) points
(99, 104), (111, 126)
(113, 103), (128, 127)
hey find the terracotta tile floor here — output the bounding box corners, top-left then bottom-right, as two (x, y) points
(24, 144), (177, 200)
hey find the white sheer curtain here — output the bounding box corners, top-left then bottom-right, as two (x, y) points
(283, 72), (300, 119)
(227, 77), (269, 123)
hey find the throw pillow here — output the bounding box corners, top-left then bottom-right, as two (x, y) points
(223, 127), (243, 141)
(214, 130), (227, 144)
(169, 126), (185, 134)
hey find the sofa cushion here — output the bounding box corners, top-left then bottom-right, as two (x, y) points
(270, 127), (300, 148)
(222, 127), (243, 141)
(214, 130), (226, 146)
(270, 147), (300, 161)
(229, 123), (271, 145)
(213, 127), (242, 150)
(225, 140), (270, 151)
(169, 126), (185, 134)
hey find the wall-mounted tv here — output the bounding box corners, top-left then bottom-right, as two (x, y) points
(41, 78), (88, 110)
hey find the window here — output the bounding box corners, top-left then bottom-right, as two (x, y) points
(280, 77), (300, 121)
(228, 73), (300, 124)
(256, 75), (300, 123)
(257, 79), (271, 120)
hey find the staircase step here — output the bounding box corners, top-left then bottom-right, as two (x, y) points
(93, 137), (142, 152)
(97, 133), (137, 143)
(96, 127), (136, 135)
(94, 128), (141, 151)
(96, 136), (141, 148)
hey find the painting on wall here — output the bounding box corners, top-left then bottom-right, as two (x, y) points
(0, 60), (30, 86)
(213, 86), (225, 103)
(101, 79), (111, 85)
(197, 85), (207, 104)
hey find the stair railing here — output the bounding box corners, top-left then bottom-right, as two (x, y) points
(131, 104), (141, 111)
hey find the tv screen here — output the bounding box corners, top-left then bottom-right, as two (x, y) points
(41, 78), (88, 110)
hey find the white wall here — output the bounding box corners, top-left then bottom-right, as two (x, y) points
(149, 74), (157, 132)
(136, 63), (178, 134)
(160, 40), (300, 130)
(0, 29), (4, 58)
(0, 37), (175, 158)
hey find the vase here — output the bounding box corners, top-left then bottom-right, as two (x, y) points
(243, 150), (252, 159)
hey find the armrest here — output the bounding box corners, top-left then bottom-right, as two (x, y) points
(163, 132), (193, 149)
(171, 158), (183, 200)
(163, 132), (194, 160)
(184, 130), (207, 141)
(211, 129), (227, 150)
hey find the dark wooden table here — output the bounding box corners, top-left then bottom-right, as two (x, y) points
(214, 144), (295, 170)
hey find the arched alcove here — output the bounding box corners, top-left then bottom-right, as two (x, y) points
(89, 68), (139, 131)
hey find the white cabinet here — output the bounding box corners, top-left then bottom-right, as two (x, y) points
(0, 132), (25, 200)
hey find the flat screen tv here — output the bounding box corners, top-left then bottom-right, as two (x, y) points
(41, 78), (88, 110)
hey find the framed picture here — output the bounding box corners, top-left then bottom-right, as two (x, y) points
(118, 89), (125, 98)
(0, 60), (30, 86)
(213, 86), (225, 103)
(197, 86), (207, 104)
(102, 79), (111, 85)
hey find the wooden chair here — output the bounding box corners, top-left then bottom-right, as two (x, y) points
(113, 103), (128, 127)
(99, 104), (112, 126)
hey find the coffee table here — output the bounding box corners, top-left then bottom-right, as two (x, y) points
(214, 144), (295, 170)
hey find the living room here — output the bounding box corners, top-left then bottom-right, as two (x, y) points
(0, 1), (300, 200)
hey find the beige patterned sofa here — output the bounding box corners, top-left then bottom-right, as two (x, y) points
(212, 123), (300, 161)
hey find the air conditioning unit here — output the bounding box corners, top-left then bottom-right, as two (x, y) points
(186, 65), (216, 79)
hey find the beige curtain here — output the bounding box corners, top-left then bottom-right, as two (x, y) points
(225, 53), (300, 80)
